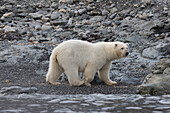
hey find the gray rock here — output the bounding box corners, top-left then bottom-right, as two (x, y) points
(119, 76), (140, 85)
(114, 21), (121, 26)
(66, 0), (74, 4)
(35, 69), (47, 75)
(35, 25), (42, 30)
(0, 44), (49, 64)
(88, 16), (103, 24)
(136, 20), (166, 35)
(29, 13), (43, 19)
(51, 11), (60, 20)
(67, 18), (74, 27)
(78, 8), (87, 15)
(0, 28), (4, 33)
(143, 0), (151, 5)
(163, 68), (170, 75)
(59, 32), (72, 39)
(125, 34), (142, 43)
(42, 25), (53, 31)
(0, 6), (5, 11)
(109, 14), (116, 19)
(3, 26), (16, 32)
(142, 47), (159, 59)
(0, 86), (38, 94)
(5, 5), (12, 9)
(51, 20), (67, 26)
(155, 43), (170, 56)
(86, 0), (93, 3)
(110, 4), (116, 8)
(138, 13), (148, 20)
(102, 21), (111, 26)
(110, 7), (118, 13)
(59, 0), (74, 4)
(67, 18), (73, 25)
(42, 17), (50, 22)
(17, 13), (28, 17)
(102, 9), (109, 15)
(1, 12), (14, 20)
(20, 28), (27, 35)
(137, 59), (170, 95)
(51, 2), (58, 8)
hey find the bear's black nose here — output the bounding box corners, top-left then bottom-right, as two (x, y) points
(125, 52), (129, 56)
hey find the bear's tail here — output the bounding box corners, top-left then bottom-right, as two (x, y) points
(46, 48), (62, 84)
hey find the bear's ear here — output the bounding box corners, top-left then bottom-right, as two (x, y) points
(125, 43), (129, 46)
(115, 43), (118, 48)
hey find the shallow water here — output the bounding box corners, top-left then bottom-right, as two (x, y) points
(0, 94), (170, 113)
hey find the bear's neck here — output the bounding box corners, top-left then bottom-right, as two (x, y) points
(103, 43), (118, 61)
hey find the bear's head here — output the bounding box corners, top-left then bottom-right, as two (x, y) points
(114, 42), (129, 58)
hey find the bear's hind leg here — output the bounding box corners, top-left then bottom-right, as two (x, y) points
(46, 52), (64, 85)
(65, 68), (84, 86)
(46, 65), (63, 85)
(84, 65), (96, 87)
(98, 62), (117, 85)
(46, 69), (63, 85)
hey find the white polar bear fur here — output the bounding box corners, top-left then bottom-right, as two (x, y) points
(46, 40), (129, 86)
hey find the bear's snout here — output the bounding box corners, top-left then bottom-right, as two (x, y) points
(125, 52), (129, 56)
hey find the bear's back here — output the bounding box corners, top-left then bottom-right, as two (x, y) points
(57, 40), (93, 50)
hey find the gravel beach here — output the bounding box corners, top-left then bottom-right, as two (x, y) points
(0, 0), (169, 95)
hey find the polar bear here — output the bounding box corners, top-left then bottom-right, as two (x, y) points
(46, 40), (129, 86)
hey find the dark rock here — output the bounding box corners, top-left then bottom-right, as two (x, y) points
(91, 74), (104, 85)
(151, 24), (170, 34)
(0, 59), (7, 63)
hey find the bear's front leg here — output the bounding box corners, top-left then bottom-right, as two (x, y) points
(98, 62), (117, 85)
(65, 67), (84, 86)
(84, 65), (96, 87)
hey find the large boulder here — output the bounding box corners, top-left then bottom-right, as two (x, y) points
(137, 59), (170, 95)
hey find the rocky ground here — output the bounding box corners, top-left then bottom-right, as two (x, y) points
(137, 59), (170, 95)
(0, 0), (169, 95)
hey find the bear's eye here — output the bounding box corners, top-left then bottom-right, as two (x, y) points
(121, 48), (124, 50)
